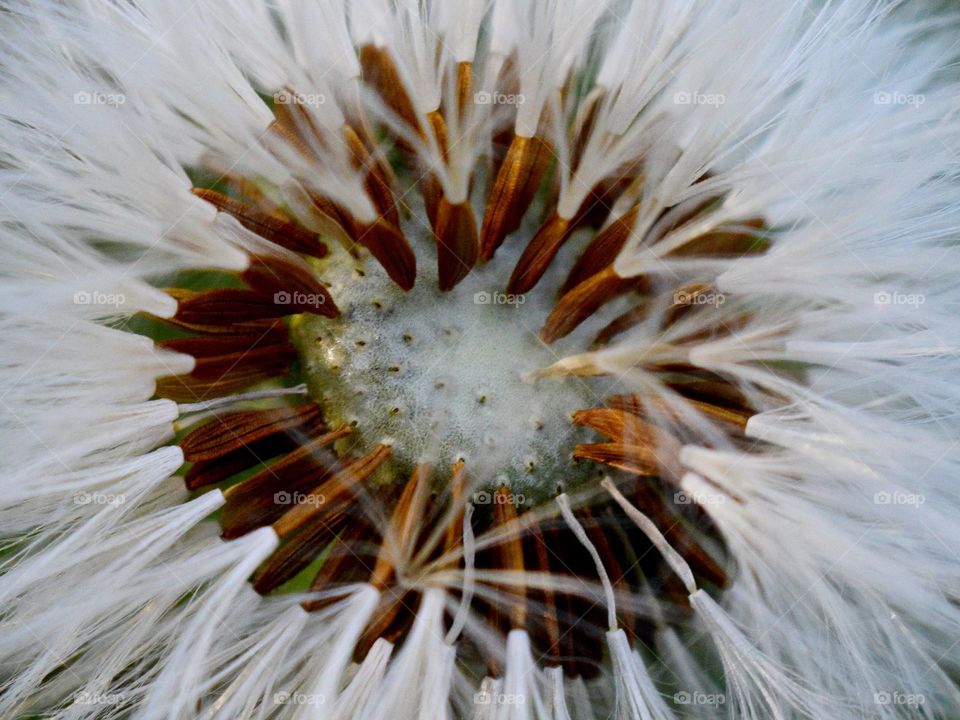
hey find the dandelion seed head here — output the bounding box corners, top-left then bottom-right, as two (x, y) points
(2, 0), (960, 718)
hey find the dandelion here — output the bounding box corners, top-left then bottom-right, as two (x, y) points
(2, 1), (959, 718)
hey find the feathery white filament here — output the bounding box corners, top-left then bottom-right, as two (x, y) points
(607, 629), (676, 720)
(689, 589), (817, 720)
(556, 493), (616, 631)
(601, 477), (698, 595)
(177, 384), (310, 416)
(444, 503), (476, 645)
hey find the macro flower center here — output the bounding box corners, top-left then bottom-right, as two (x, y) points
(136, 15), (763, 682)
(141, 51), (756, 672)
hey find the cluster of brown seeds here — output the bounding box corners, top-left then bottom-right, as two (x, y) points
(149, 52), (769, 673)
(176, 398), (734, 675)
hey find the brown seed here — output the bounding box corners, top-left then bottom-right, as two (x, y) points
(563, 205), (640, 292)
(353, 217), (418, 291)
(187, 344), (298, 383)
(161, 319), (289, 354)
(180, 404), (322, 462)
(426, 110), (449, 160)
(272, 89), (329, 156)
(359, 45), (421, 135)
(303, 518), (380, 612)
(480, 134), (553, 260)
(572, 407), (658, 445)
(609, 393), (750, 431)
(342, 124), (401, 228)
(253, 508), (348, 594)
(219, 426), (352, 538)
(572, 441), (660, 476)
(506, 212), (571, 295)
(433, 197), (479, 291)
(241, 254), (340, 318)
(456, 61), (473, 115)
(169, 286), (333, 328)
(421, 173), (443, 229)
(369, 464), (433, 589)
(665, 217), (767, 258)
(492, 486), (527, 629)
(593, 303), (650, 345)
(541, 267), (636, 343)
(572, 408), (664, 476)
(191, 188), (328, 259)
(184, 433), (301, 490)
(443, 460), (468, 555)
(272, 444), (392, 539)
(354, 591), (417, 660)
(155, 345), (298, 403)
